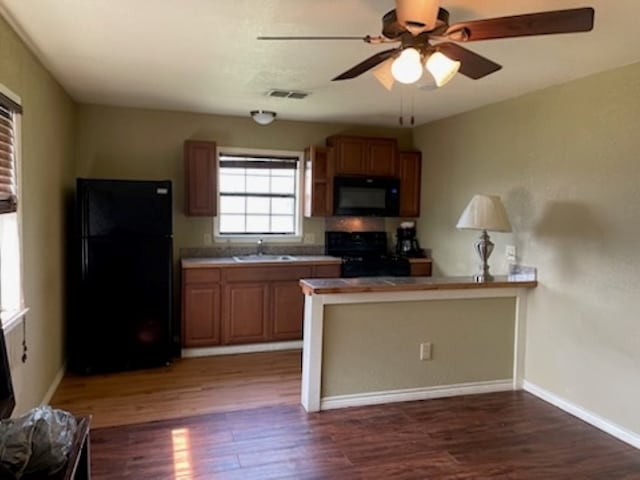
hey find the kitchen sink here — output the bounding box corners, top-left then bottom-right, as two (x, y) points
(232, 254), (297, 262)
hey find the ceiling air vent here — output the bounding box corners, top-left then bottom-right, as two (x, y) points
(266, 89), (310, 99)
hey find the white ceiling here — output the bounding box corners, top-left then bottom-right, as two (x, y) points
(1, 0), (639, 127)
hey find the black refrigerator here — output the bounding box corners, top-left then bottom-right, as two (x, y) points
(71, 178), (173, 374)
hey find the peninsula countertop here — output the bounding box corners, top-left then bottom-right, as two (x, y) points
(299, 275), (537, 295)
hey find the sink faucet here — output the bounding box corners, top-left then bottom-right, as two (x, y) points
(256, 238), (264, 256)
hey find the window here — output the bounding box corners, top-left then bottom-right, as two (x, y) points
(215, 147), (302, 239)
(0, 85), (23, 321)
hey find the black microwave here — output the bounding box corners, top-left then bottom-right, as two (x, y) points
(333, 176), (400, 217)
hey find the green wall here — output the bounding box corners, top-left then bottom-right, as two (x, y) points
(0, 15), (76, 414)
(413, 61), (640, 435)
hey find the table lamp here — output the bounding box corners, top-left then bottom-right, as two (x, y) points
(456, 194), (512, 282)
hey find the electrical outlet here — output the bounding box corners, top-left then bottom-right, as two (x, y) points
(506, 245), (517, 262)
(420, 342), (432, 361)
(203, 233), (212, 245)
(303, 233), (316, 244)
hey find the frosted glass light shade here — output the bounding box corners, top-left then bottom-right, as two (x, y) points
(456, 194), (512, 232)
(391, 48), (423, 84)
(425, 51), (460, 87)
(250, 110), (277, 125)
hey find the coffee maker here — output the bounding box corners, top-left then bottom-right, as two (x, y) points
(395, 222), (424, 257)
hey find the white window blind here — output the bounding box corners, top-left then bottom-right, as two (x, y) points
(0, 93), (21, 215)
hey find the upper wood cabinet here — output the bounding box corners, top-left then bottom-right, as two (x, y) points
(304, 146), (334, 217)
(327, 135), (398, 177)
(398, 151), (422, 218)
(184, 140), (216, 216)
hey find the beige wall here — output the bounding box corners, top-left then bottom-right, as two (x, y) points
(74, 104), (415, 284)
(322, 298), (515, 397)
(0, 16), (76, 414)
(413, 62), (640, 434)
(74, 104), (414, 254)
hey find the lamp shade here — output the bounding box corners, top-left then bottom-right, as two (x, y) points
(250, 110), (276, 125)
(456, 194), (512, 232)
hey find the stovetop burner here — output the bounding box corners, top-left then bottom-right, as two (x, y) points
(326, 231), (410, 278)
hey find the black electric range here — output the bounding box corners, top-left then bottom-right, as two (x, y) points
(325, 231), (410, 278)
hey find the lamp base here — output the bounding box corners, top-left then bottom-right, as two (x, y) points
(473, 230), (494, 282)
(473, 272), (494, 283)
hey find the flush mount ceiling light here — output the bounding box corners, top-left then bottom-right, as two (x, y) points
(250, 110), (277, 125)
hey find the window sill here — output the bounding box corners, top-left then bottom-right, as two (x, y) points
(214, 234), (303, 244)
(0, 307), (29, 333)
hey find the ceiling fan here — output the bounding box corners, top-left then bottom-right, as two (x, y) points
(258, 0), (595, 90)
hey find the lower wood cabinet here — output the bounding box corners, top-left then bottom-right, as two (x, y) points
(182, 262), (341, 348)
(271, 281), (306, 341)
(223, 283), (269, 344)
(183, 284), (221, 347)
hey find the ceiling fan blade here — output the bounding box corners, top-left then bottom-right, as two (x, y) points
(332, 48), (399, 81)
(444, 7), (594, 42)
(372, 58), (395, 91)
(436, 42), (501, 79)
(257, 36), (369, 41)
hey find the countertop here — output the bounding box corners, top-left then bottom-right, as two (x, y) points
(181, 255), (342, 269)
(182, 256), (432, 269)
(299, 275), (537, 295)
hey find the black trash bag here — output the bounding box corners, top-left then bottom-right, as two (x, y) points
(0, 406), (77, 479)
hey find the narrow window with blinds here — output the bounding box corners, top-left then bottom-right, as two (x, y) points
(217, 151), (300, 236)
(0, 88), (23, 319)
(0, 95), (20, 215)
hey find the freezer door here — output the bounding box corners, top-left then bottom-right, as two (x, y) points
(72, 236), (172, 373)
(77, 178), (172, 237)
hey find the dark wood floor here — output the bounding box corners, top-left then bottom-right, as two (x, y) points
(74, 353), (640, 479)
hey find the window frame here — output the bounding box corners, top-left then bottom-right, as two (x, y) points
(213, 146), (304, 242)
(0, 82), (25, 331)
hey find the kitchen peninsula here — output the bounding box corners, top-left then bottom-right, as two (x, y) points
(299, 275), (537, 412)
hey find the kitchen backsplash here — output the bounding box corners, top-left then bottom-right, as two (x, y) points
(180, 244), (324, 258)
(325, 217), (386, 232)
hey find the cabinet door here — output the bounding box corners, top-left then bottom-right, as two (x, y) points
(271, 281), (306, 341)
(304, 146), (333, 217)
(223, 283), (270, 344)
(183, 284), (221, 347)
(184, 140), (216, 216)
(333, 137), (367, 175)
(398, 151), (422, 217)
(410, 261), (432, 277)
(368, 139), (398, 177)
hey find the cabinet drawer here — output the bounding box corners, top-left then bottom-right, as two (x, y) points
(311, 264), (341, 278)
(409, 261), (432, 277)
(225, 265), (312, 282)
(184, 268), (221, 284)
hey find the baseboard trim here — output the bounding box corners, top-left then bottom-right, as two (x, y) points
(41, 363), (66, 406)
(320, 379), (513, 411)
(182, 340), (302, 358)
(523, 380), (640, 450)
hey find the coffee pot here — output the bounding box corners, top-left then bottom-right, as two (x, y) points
(395, 222), (424, 257)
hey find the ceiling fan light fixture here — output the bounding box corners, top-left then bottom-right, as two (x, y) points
(425, 51), (460, 87)
(391, 48), (423, 84)
(396, 0), (440, 33)
(250, 110), (277, 125)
